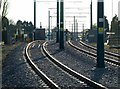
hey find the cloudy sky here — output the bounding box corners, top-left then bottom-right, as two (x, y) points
(7, 0), (120, 32)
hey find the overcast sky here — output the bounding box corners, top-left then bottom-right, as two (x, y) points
(7, 0), (120, 32)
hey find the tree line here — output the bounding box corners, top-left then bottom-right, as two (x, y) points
(0, 0), (34, 44)
(2, 17), (34, 44)
(109, 14), (120, 46)
(0, 0), (8, 42)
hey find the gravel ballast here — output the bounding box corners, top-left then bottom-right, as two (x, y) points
(78, 41), (119, 55)
(70, 41), (119, 60)
(46, 41), (119, 89)
(2, 43), (48, 88)
(29, 41), (89, 88)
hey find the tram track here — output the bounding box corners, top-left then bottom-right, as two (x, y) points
(28, 41), (88, 88)
(24, 41), (108, 89)
(79, 41), (120, 59)
(68, 40), (120, 66)
(42, 41), (108, 89)
(25, 41), (87, 89)
(24, 41), (59, 89)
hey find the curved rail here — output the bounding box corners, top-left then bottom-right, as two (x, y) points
(42, 41), (108, 89)
(80, 41), (120, 58)
(68, 40), (120, 66)
(24, 41), (60, 89)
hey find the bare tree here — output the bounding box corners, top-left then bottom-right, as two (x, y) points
(9, 19), (15, 25)
(2, 0), (8, 17)
(0, 0), (2, 9)
(0, 0), (2, 32)
(0, 0), (8, 32)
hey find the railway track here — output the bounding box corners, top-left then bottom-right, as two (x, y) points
(24, 41), (59, 89)
(24, 40), (108, 89)
(42, 42), (109, 89)
(68, 40), (120, 66)
(79, 41), (120, 59)
(25, 41), (87, 89)
(28, 41), (89, 88)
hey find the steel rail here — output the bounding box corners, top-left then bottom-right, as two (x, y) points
(24, 41), (60, 89)
(42, 41), (108, 89)
(68, 40), (120, 66)
(79, 41), (120, 58)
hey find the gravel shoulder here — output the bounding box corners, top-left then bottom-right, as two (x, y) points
(2, 42), (48, 88)
(46, 41), (119, 89)
(2, 42), (22, 61)
(0, 42), (22, 88)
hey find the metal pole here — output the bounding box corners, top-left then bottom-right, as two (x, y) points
(76, 21), (78, 40)
(59, 0), (64, 49)
(97, 0), (105, 68)
(34, 0), (36, 29)
(90, 0), (93, 30)
(40, 22), (42, 28)
(34, 0), (36, 41)
(82, 24), (84, 41)
(112, 0), (113, 18)
(72, 24), (73, 40)
(48, 10), (50, 40)
(74, 16), (75, 40)
(76, 19), (77, 40)
(56, 0), (59, 43)
(51, 16), (52, 31)
(118, 1), (120, 48)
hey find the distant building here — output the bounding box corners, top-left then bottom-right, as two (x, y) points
(34, 28), (45, 40)
(88, 28), (97, 43)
